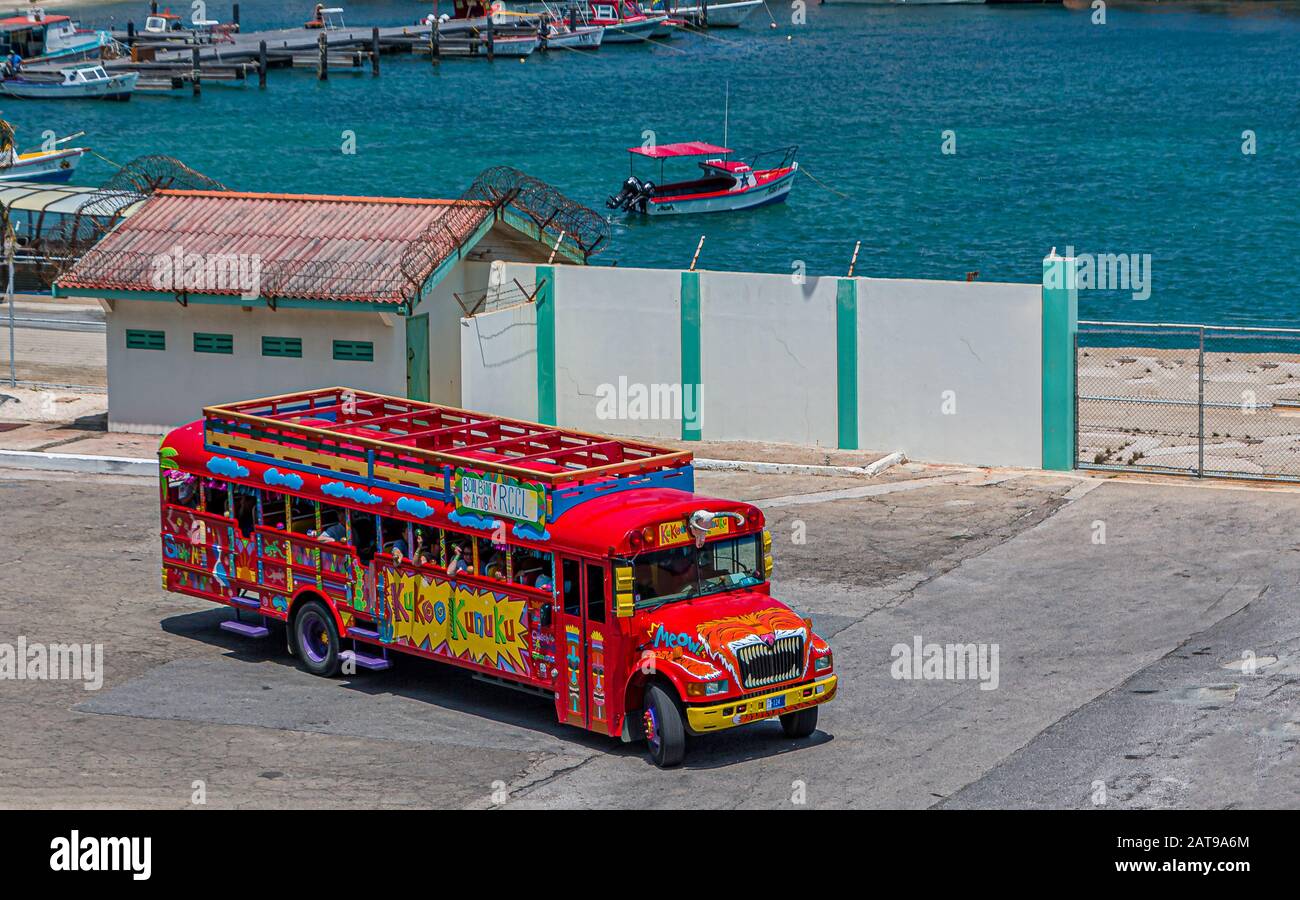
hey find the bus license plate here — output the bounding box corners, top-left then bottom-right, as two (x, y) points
(766, 695), (786, 712)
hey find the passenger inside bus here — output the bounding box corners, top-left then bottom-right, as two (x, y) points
(413, 525), (441, 567)
(511, 547), (553, 590)
(446, 536), (472, 576)
(381, 519), (410, 562)
(479, 537), (507, 580)
(165, 471), (200, 509)
(312, 509), (347, 543)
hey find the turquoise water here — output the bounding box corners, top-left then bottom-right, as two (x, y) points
(16, 1), (1300, 325)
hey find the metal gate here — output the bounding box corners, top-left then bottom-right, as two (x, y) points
(1076, 320), (1300, 482)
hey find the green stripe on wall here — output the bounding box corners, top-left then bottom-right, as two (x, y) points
(836, 278), (859, 450)
(1041, 256), (1078, 470)
(680, 271), (702, 441)
(535, 265), (556, 425)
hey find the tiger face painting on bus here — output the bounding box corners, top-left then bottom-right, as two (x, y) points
(157, 388), (836, 767)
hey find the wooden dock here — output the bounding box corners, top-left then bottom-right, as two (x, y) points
(27, 14), (531, 93)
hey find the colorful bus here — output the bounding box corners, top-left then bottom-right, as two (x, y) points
(158, 388), (836, 766)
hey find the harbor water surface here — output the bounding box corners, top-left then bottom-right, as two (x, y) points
(19, 1), (1300, 325)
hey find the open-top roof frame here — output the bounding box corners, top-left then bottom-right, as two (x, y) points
(203, 387), (693, 486)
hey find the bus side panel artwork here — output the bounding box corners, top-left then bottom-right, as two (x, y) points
(162, 506), (235, 603)
(377, 565), (534, 679)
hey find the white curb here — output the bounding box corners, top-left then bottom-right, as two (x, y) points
(695, 454), (907, 478)
(0, 449), (158, 477)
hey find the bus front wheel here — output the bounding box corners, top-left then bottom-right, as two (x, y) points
(643, 684), (685, 768)
(780, 705), (818, 739)
(293, 599), (341, 678)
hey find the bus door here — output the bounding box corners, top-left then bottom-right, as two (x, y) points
(555, 557), (618, 732)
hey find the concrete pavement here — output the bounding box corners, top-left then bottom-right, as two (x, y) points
(1, 466), (1297, 809)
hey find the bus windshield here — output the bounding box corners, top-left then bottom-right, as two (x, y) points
(630, 535), (763, 609)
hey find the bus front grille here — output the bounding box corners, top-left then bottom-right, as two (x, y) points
(736, 636), (804, 690)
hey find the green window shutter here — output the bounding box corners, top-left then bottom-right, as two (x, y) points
(333, 340), (374, 362)
(262, 336), (303, 358)
(193, 332), (234, 355)
(125, 329), (165, 351)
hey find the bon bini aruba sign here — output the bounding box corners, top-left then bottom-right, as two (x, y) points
(454, 469), (546, 526)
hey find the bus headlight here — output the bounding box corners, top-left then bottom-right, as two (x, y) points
(687, 680), (730, 697)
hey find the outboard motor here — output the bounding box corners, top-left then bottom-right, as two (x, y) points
(607, 176), (642, 211)
(630, 180), (655, 213)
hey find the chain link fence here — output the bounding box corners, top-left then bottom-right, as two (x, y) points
(0, 298), (106, 392)
(1077, 320), (1300, 481)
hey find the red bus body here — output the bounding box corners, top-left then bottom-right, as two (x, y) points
(157, 388), (836, 762)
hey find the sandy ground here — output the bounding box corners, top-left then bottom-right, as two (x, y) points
(1, 465), (1297, 809)
(1078, 346), (1300, 477)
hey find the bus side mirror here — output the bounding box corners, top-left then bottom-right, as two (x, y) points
(614, 565), (634, 618)
(539, 603), (553, 628)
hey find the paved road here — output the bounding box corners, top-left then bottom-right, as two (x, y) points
(1, 468), (1296, 808)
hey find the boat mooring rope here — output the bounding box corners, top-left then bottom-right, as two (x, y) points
(798, 165), (855, 200)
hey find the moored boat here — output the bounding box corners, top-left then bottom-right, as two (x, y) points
(542, 22), (605, 49)
(607, 141), (798, 216)
(646, 0), (762, 27)
(586, 1), (668, 42)
(0, 119), (84, 183)
(0, 8), (114, 64)
(0, 64), (138, 101)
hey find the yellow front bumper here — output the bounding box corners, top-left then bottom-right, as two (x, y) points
(686, 674), (838, 734)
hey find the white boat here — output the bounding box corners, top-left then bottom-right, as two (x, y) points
(0, 65), (138, 101)
(541, 23), (605, 49)
(0, 141), (84, 183)
(586, 1), (668, 42)
(648, 0), (762, 27)
(608, 141), (798, 216)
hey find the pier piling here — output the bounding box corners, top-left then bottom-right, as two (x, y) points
(191, 46), (201, 95)
(233, 4), (240, 29)
(486, 18), (495, 61)
(258, 40), (268, 87)
(371, 27), (380, 75)
(317, 32), (328, 80)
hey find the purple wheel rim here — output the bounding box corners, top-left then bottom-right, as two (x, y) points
(299, 611), (329, 664)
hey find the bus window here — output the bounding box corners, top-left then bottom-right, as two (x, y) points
(205, 480), (230, 517)
(562, 559), (580, 616)
(477, 536), (507, 580)
(413, 525), (441, 568)
(289, 496), (316, 534)
(233, 486), (257, 537)
(261, 491), (287, 530)
(350, 511), (377, 563)
(380, 518), (411, 561)
(164, 472), (201, 509)
(511, 546), (553, 591)
(586, 564), (606, 623)
(313, 505), (348, 544)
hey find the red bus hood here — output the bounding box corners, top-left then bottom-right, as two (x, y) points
(636, 590), (820, 686)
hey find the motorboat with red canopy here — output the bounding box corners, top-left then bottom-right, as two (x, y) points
(607, 141), (798, 216)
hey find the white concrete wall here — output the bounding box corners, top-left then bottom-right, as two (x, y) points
(105, 300), (405, 432)
(552, 264), (682, 440)
(856, 278), (1042, 467)
(700, 272), (839, 446)
(458, 264), (1046, 469)
(459, 299), (538, 421)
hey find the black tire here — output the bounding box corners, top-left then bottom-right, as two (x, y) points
(292, 599), (341, 677)
(643, 684), (686, 768)
(780, 705), (818, 739)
